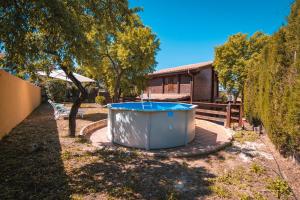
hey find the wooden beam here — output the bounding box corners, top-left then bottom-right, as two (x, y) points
(177, 74), (180, 94)
(195, 115), (225, 123)
(196, 109), (227, 116)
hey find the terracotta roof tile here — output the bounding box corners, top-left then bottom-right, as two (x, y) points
(149, 61), (213, 76)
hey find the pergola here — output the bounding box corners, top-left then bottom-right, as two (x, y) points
(37, 70), (95, 83)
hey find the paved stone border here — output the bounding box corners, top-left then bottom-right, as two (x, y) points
(80, 119), (233, 158)
(79, 119), (107, 137)
(139, 142), (232, 158)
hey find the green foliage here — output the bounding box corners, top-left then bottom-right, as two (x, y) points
(45, 79), (67, 102)
(95, 95), (105, 105)
(250, 163), (265, 175)
(234, 131), (260, 144)
(209, 166), (253, 196)
(81, 15), (160, 102)
(61, 151), (73, 161)
(0, 0), (132, 76)
(239, 193), (251, 200)
(253, 192), (267, 200)
(209, 185), (231, 198)
(214, 32), (269, 101)
(244, 0), (300, 155)
(267, 177), (291, 199)
(219, 91), (228, 102)
(0, 0), (134, 135)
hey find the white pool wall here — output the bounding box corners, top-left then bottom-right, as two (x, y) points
(107, 102), (197, 150)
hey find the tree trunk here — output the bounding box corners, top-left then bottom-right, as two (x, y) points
(61, 67), (87, 137)
(240, 88), (244, 128)
(233, 91), (240, 104)
(113, 75), (121, 103)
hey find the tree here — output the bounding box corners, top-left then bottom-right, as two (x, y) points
(213, 32), (269, 102)
(0, 0), (133, 136)
(81, 15), (160, 102)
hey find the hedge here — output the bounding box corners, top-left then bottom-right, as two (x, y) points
(244, 0), (300, 156)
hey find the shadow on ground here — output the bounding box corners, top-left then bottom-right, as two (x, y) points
(0, 103), (216, 199)
(69, 148), (215, 199)
(83, 112), (107, 122)
(0, 104), (71, 199)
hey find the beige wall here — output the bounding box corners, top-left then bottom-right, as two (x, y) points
(0, 70), (41, 139)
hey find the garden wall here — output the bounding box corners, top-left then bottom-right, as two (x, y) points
(0, 70), (41, 139)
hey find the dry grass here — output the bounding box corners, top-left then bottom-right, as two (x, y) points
(0, 103), (298, 199)
(233, 130), (260, 143)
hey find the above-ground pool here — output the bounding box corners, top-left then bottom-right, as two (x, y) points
(107, 102), (197, 150)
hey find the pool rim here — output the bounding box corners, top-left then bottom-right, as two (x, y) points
(107, 101), (198, 112)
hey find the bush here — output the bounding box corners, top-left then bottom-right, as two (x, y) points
(45, 79), (67, 102)
(250, 163), (265, 175)
(233, 131), (260, 144)
(95, 95), (105, 105)
(267, 177), (291, 199)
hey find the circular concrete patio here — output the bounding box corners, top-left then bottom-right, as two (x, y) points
(85, 119), (233, 158)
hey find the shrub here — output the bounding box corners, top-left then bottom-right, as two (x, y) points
(95, 95), (105, 105)
(250, 163), (265, 175)
(45, 79), (67, 102)
(267, 177), (291, 199)
(209, 185), (230, 198)
(233, 130), (259, 144)
(239, 193), (251, 200)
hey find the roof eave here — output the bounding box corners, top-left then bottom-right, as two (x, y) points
(147, 64), (213, 78)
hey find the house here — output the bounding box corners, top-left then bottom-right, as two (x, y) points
(144, 61), (219, 102)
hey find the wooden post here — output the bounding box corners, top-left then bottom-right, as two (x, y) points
(162, 77), (165, 94)
(177, 74), (181, 94)
(238, 103), (243, 127)
(211, 69), (214, 102)
(225, 103), (232, 128)
(216, 74), (219, 98)
(190, 74), (194, 103)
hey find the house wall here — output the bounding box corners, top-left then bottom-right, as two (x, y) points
(147, 67), (218, 101)
(193, 68), (212, 101)
(0, 70), (41, 139)
(179, 75), (191, 94)
(148, 75), (192, 95)
(164, 76), (178, 93)
(148, 78), (163, 93)
(214, 73), (219, 98)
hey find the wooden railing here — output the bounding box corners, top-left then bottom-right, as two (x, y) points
(182, 101), (242, 128)
(121, 98), (242, 128)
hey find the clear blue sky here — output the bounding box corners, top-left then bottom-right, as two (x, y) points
(129, 0), (294, 70)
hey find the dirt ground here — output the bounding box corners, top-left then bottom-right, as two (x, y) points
(0, 103), (299, 200)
